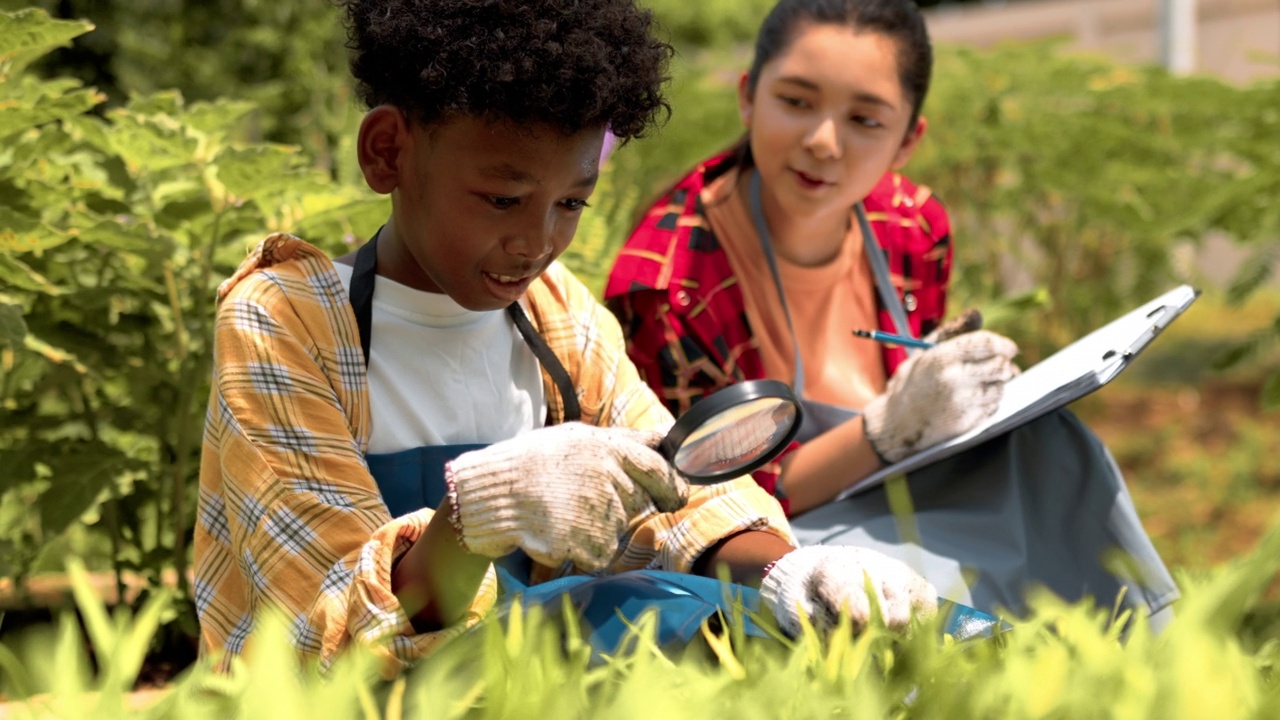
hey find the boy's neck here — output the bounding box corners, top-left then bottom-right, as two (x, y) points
(373, 218), (446, 294)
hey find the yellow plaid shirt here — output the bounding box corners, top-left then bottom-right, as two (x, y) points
(194, 234), (794, 675)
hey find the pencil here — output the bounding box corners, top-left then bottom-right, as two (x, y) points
(852, 329), (935, 350)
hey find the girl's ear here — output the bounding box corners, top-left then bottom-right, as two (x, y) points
(357, 105), (410, 195)
(736, 72), (754, 128)
(891, 116), (928, 170)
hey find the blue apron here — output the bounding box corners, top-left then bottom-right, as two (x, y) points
(348, 231), (795, 655)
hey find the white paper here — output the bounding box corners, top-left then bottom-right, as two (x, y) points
(833, 284), (1200, 501)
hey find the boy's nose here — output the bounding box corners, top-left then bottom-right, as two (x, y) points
(505, 219), (555, 260)
(802, 116), (841, 160)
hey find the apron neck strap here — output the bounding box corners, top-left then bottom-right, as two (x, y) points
(348, 228), (580, 423)
(744, 170), (920, 402)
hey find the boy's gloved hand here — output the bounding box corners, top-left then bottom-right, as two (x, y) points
(862, 310), (1019, 464)
(444, 423), (688, 571)
(761, 546), (937, 637)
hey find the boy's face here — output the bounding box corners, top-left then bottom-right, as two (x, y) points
(382, 114), (604, 311)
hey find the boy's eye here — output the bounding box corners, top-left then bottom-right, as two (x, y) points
(487, 195), (519, 209)
(851, 115), (883, 129)
(561, 198), (591, 211)
(779, 95), (810, 109)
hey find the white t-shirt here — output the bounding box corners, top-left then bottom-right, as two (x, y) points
(333, 263), (545, 454)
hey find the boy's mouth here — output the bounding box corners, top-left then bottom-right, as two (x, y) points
(486, 272), (529, 283)
(483, 270), (538, 302)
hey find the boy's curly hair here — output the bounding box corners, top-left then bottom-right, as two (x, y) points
(341, 0), (673, 141)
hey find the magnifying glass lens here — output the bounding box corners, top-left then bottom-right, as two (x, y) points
(672, 397), (799, 478)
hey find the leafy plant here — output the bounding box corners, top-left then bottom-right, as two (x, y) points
(0, 8), (385, 608)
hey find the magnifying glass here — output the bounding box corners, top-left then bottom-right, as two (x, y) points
(658, 380), (804, 485)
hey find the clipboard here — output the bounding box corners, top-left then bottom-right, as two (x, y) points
(833, 284), (1201, 502)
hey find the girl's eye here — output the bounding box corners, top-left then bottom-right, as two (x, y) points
(487, 195), (519, 209)
(561, 198), (591, 211)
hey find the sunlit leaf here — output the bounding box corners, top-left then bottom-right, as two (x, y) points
(106, 109), (199, 175)
(0, 253), (60, 294)
(214, 144), (311, 201)
(0, 8), (92, 72)
(21, 333), (88, 373)
(0, 208), (73, 254)
(0, 78), (104, 142)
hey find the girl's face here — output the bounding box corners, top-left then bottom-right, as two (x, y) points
(739, 22), (925, 225)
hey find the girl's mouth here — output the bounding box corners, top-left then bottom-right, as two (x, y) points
(793, 169), (831, 190)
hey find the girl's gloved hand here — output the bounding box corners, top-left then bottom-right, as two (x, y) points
(761, 546), (937, 636)
(862, 310), (1019, 464)
(444, 423), (689, 571)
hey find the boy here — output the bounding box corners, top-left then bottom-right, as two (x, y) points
(194, 0), (935, 676)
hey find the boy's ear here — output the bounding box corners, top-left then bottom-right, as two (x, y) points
(358, 105), (410, 194)
(736, 72), (754, 128)
(891, 116), (927, 170)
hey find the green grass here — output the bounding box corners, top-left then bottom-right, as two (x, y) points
(5, 535), (1280, 718)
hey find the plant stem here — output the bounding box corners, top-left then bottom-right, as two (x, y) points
(169, 205), (226, 595)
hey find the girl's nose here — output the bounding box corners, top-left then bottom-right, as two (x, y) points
(802, 116), (841, 160)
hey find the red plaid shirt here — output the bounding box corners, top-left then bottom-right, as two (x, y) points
(604, 153), (953, 511)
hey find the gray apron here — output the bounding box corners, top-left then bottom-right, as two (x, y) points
(745, 172), (1179, 624)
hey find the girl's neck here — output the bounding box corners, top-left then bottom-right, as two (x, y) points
(741, 169), (849, 268)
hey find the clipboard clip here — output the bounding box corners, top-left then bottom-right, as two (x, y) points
(1101, 304), (1179, 363)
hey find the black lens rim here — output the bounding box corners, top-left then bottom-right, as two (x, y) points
(659, 379), (804, 484)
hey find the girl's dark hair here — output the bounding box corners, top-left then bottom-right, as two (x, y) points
(748, 0), (932, 125)
(718, 0), (932, 174)
(340, 0), (672, 141)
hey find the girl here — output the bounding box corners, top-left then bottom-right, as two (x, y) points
(607, 0), (1178, 623)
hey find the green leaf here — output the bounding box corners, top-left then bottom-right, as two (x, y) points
(183, 99), (258, 139)
(214, 144), (310, 201)
(38, 446), (126, 536)
(0, 8), (93, 72)
(0, 207), (73, 254)
(106, 109), (200, 175)
(0, 302), (25, 347)
(0, 253), (60, 294)
(0, 78), (104, 142)
(22, 333), (88, 373)
(76, 218), (162, 256)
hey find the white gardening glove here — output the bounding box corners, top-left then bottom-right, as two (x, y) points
(444, 423), (689, 572)
(761, 546), (937, 637)
(862, 310), (1019, 464)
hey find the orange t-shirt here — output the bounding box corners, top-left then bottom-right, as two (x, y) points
(702, 168), (886, 410)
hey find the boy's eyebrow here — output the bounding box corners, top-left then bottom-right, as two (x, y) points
(481, 164), (599, 188)
(775, 76), (896, 110)
(482, 163), (538, 183)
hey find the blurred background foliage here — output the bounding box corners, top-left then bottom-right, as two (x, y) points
(1, 0), (1278, 680)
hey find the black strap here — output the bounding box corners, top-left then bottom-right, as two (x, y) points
(506, 303), (581, 423)
(348, 228), (580, 423)
(350, 230), (379, 367)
